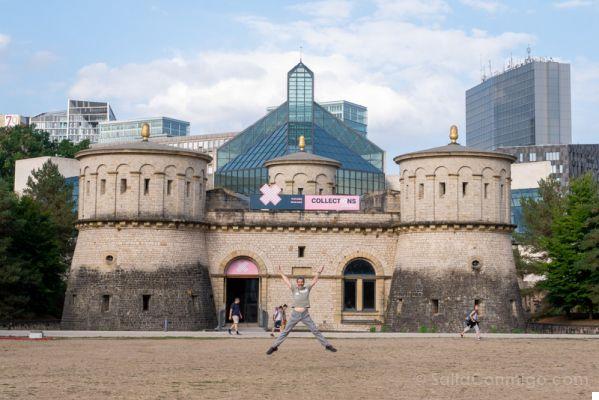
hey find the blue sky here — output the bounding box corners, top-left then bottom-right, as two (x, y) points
(1, 0), (598, 170)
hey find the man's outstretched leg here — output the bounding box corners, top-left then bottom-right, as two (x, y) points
(267, 310), (301, 354)
(301, 312), (337, 352)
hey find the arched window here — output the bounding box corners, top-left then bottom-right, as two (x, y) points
(343, 259), (376, 311)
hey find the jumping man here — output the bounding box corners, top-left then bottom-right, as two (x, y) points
(266, 266), (337, 354)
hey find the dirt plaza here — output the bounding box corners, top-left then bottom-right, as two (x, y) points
(0, 337), (597, 400)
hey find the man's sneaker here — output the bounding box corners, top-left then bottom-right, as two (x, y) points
(228, 329), (231, 335)
(236, 331), (241, 335)
(266, 346), (278, 355)
(325, 345), (337, 353)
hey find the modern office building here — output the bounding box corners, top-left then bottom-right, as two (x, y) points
(218, 62), (385, 196)
(30, 99), (116, 143)
(152, 132), (238, 189)
(0, 114), (29, 128)
(498, 144), (599, 188)
(466, 59), (571, 150)
(98, 117), (190, 144)
(268, 100), (368, 135)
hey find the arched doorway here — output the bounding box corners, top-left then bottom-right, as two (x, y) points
(343, 259), (376, 311)
(225, 258), (260, 323)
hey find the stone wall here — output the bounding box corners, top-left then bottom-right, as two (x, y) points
(385, 229), (525, 332)
(61, 265), (216, 331)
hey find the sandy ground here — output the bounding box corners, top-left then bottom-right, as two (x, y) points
(0, 337), (597, 400)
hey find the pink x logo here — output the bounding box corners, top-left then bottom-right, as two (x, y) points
(260, 184), (282, 205)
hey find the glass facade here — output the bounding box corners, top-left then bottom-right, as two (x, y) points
(466, 60), (571, 150)
(288, 63), (314, 153)
(511, 188), (541, 233)
(30, 99), (116, 143)
(319, 101), (368, 135)
(216, 62), (385, 196)
(98, 117), (190, 143)
(268, 100), (368, 135)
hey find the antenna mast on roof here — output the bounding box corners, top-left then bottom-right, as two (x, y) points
(299, 45), (303, 62)
(526, 45), (532, 62)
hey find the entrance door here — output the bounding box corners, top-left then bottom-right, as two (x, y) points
(226, 278), (259, 323)
(224, 258), (261, 324)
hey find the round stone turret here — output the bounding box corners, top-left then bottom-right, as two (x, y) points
(393, 126), (516, 224)
(264, 142), (340, 195)
(77, 140), (212, 221)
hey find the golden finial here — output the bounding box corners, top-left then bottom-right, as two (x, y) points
(141, 123), (150, 141)
(298, 135), (305, 151)
(449, 125), (458, 144)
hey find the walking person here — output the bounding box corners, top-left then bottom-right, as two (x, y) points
(266, 266), (337, 354)
(460, 304), (481, 340)
(271, 306), (283, 337)
(228, 297), (242, 335)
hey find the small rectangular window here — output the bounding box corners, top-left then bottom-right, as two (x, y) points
(418, 183), (424, 199)
(142, 295), (151, 311)
(318, 188), (323, 195)
(298, 246), (305, 258)
(72, 294), (77, 305)
(144, 178), (150, 195)
(100, 179), (106, 195)
(439, 182), (446, 197)
(298, 187), (303, 195)
(431, 299), (439, 314)
(484, 183), (489, 199)
(167, 180), (173, 195)
(101, 295), (110, 312)
(529, 153), (537, 162)
(462, 182), (468, 196)
(86, 180), (90, 195)
(120, 179), (127, 194)
(191, 295), (199, 312)
(510, 299), (518, 317)
(185, 181), (191, 197)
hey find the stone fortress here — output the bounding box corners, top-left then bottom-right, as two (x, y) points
(61, 63), (525, 333)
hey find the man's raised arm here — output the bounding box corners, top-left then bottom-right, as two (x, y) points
(311, 266), (325, 287)
(277, 266), (292, 289)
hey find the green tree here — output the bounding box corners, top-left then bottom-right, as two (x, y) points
(518, 176), (566, 250)
(24, 160), (77, 263)
(0, 178), (66, 319)
(540, 173), (599, 318)
(0, 125), (53, 187)
(0, 125), (89, 187)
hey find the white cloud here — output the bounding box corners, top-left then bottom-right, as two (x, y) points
(69, 0), (535, 168)
(0, 33), (10, 49)
(289, 0), (354, 20)
(554, 0), (596, 8)
(459, 0), (505, 13)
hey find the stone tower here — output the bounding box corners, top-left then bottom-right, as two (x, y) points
(264, 135), (340, 195)
(61, 124), (217, 330)
(385, 126), (525, 332)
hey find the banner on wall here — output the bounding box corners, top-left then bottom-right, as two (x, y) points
(250, 184), (361, 211)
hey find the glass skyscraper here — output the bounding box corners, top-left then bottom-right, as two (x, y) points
(30, 99), (116, 143)
(98, 117), (189, 143)
(216, 62), (385, 196)
(466, 60), (571, 150)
